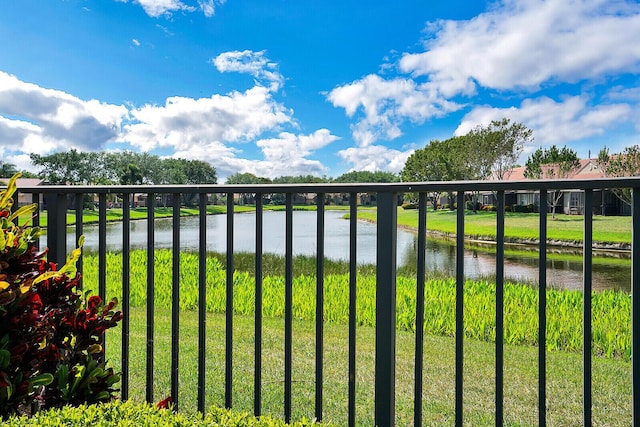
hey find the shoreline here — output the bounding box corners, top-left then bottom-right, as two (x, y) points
(365, 218), (633, 253)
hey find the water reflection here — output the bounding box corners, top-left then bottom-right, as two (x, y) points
(43, 210), (631, 292)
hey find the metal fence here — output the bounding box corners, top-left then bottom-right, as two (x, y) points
(16, 177), (640, 426)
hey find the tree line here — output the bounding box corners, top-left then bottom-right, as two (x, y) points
(27, 150), (217, 185)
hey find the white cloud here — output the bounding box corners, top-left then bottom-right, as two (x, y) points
(213, 50), (284, 91)
(132, 38), (140, 46)
(116, 0), (224, 18)
(117, 0), (194, 17)
(337, 144), (413, 173)
(173, 129), (338, 180)
(455, 95), (632, 147)
(124, 86), (293, 152)
(328, 74), (460, 146)
(0, 71), (128, 154)
(198, 0), (225, 17)
(400, 0), (640, 94)
(257, 129), (338, 162)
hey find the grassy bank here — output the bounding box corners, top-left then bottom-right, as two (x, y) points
(81, 250), (631, 360)
(357, 208), (632, 245)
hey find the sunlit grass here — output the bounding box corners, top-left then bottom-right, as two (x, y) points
(357, 208), (632, 245)
(105, 307), (632, 426)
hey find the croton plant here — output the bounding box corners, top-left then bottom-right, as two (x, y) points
(0, 174), (122, 418)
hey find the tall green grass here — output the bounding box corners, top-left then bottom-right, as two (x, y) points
(81, 249), (631, 360)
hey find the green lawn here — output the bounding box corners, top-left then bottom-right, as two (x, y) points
(105, 307), (632, 426)
(357, 208), (632, 245)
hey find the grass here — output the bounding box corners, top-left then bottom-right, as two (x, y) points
(357, 208), (632, 245)
(74, 248), (634, 424)
(81, 249), (632, 359)
(104, 307), (632, 426)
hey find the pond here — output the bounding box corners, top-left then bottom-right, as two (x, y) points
(43, 210), (631, 292)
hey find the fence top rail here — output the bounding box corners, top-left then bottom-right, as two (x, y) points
(12, 176), (640, 195)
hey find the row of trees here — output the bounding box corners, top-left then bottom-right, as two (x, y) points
(401, 118), (640, 216)
(29, 150), (217, 185)
(225, 170), (400, 185)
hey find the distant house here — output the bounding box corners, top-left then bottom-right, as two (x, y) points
(0, 178), (46, 207)
(484, 159), (630, 215)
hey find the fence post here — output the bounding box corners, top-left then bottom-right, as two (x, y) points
(375, 191), (397, 427)
(47, 193), (67, 265)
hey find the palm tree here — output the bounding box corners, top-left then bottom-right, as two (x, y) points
(0, 161), (18, 178)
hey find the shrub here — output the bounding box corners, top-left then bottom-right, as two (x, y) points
(4, 400), (332, 426)
(401, 202), (417, 210)
(0, 174), (122, 418)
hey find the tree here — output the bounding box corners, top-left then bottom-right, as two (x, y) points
(466, 118), (533, 181)
(225, 173), (271, 205)
(225, 172), (271, 184)
(0, 161), (18, 178)
(183, 159), (217, 185)
(271, 175), (327, 184)
(30, 149), (101, 185)
(524, 145), (580, 218)
(597, 145), (640, 206)
(401, 137), (470, 209)
(333, 170), (399, 183)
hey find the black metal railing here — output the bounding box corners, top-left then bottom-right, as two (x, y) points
(15, 177), (640, 426)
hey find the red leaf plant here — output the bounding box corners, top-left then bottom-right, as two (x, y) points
(0, 174), (122, 418)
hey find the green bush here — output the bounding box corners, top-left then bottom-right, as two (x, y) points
(4, 400), (331, 426)
(401, 202), (417, 210)
(0, 174), (122, 418)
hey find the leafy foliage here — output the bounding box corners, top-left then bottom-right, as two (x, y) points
(332, 170), (399, 183)
(0, 174), (122, 418)
(30, 150), (217, 185)
(524, 144), (581, 218)
(597, 144), (640, 206)
(4, 399), (332, 426)
(82, 249), (631, 361)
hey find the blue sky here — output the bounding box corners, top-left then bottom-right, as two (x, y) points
(1, 0), (639, 181)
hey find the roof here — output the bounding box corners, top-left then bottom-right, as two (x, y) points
(0, 178), (45, 187)
(501, 158), (605, 181)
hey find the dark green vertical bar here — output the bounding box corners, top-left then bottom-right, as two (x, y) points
(632, 187), (640, 426)
(284, 193), (293, 423)
(348, 193), (357, 427)
(495, 190), (505, 427)
(32, 193), (40, 249)
(198, 193), (207, 413)
(255, 193), (263, 417)
(98, 193), (107, 355)
(75, 194), (83, 290)
(315, 193), (325, 421)
(226, 193), (234, 409)
(455, 191), (465, 427)
(414, 192), (427, 426)
(121, 193), (131, 401)
(374, 191), (397, 427)
(583, 190), (593, 425)
(171, 194), (180, 410)
(539, 189), (547, 427)
(47, 193), (67, 265)
(146, 192), (155, 404)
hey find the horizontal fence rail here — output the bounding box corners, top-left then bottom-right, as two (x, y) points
(13, 177), (640, 426)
